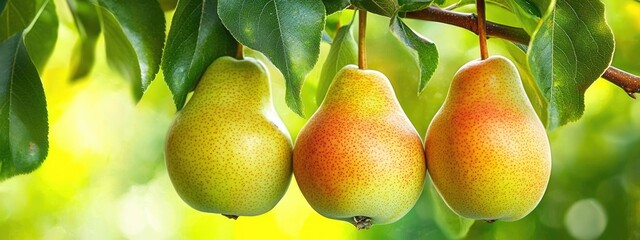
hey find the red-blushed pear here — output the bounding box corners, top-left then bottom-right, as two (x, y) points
(165, 56), (293, 219)
(293, 65), (426, 229)
(425, 56), (551, 222)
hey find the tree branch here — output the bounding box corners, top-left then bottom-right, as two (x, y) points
(404, 7), (530, 44)
(404, 6), (640, 98)
(602, 67), (640, 99)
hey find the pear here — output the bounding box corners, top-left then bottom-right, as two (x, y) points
(293, 65), (426, 229)
(165, 56), (292, 218)
(425, 56), (551, 222)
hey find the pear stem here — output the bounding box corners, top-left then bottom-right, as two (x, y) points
(236, 43), (244, 60)
(358, 10), (367, 70)
(222, 214), (239, 220)
(476, 0), (488, 60)
(602, 66), (640, 99)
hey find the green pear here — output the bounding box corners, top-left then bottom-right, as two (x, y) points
(425, 56), (551, 222)
(165, 56), (293, 218)
(294, 65), (426, 229)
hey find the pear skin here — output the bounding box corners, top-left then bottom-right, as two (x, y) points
(425, 56), (551, 222)
(165, 56), (292, 217)
(294, 65), (426, 229)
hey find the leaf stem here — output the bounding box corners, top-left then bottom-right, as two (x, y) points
(476, 0), (488, 60)
(358, 10), (367, 70)
(401, 6), (640, 98)
(236, 43), (244, 60)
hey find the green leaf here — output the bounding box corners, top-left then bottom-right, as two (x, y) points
(512, 0), (542, 17)
(528, 0), (614, 129)
(317, 22), (357, 104)
(390, 17), (438, 93)
(97, 0), (165, 100)
(351, 0), (398, 16)
(323, 0), (350, 14)
(430, 186), (475, 239)
(351, 0), (432, 16)
(0, 32), (49, 181)
(397, 0), (433, 12)
(324, 9), (358, 40)
(492, 0), (543, 34)
(218, 0), (326, 116)
(0, 0), (6, 13)
(67, 0), (101, 81)
(0, 0), (37, 42)
(23, 0), (58, 71)
(325, 10), (344, 40)
(162, 0), (236, 110)
(447, 0), (540, 9)
(0, 0), (58, 71)
(432, 0), (469, 7)
(454, 0), (543, 33)
(158, 0), (178, 11)
(96, 7), (142, 99)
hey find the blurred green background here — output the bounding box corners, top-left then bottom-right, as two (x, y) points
(1, 0), (639, 239)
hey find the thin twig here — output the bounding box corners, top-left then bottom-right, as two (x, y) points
(476, 0), (488, 60)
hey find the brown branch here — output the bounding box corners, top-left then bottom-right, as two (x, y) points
(403, 6), (639, 98)
(404, 6), (530, 44)
(602, 66), (640, 99)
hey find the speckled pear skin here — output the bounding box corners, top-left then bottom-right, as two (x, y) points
(425, 56), (551, 222)
(293, 65), (426, 226)
(165, 56), (293, 216)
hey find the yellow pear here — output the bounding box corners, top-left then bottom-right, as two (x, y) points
(294, 65), (426, 229)
(425, 56), (551, 222)
(165, 56), (292, 218)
